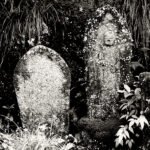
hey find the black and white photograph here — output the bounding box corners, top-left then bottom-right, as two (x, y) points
(0, 0), (150, 149)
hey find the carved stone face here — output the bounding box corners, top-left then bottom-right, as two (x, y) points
(104, 30), (116, 46)
(103, 13), (114, 23)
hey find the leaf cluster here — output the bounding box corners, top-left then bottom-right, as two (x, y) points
(115, 76), (150, 149)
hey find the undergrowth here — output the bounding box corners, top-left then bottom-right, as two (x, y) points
(0, 111), (75, 150)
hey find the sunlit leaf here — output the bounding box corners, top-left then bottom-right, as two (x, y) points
(116, 128), (124, 136)
(137, 115), (149, 130)
(128, 140), (132, 149)
(124, 130), (130, 138)
(116, 125), (130, 143)
(120, 115), (127, 119)
(128, 126), (134, 133)
(131, 115), (138, 119)
(124, 84), (131, 93)
(117, 90), (125, 93)
(120, 138), (124, 146)
(128, 118), (138, 127)
(115, 137), (123, 147)
(118, 134), (124, 144)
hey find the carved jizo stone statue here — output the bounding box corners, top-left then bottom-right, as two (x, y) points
(83, 5), (132, 119)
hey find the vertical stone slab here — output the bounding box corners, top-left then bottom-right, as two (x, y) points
(13, 45), (71, 131)
(83, 5), (132, 119)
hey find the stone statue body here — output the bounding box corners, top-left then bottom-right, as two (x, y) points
(84, 7), (132, 119)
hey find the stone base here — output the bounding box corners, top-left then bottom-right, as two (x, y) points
(77, 117), (120, 141)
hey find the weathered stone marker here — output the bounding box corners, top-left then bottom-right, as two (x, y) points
(83, 5), (132, 119)
(14, 45), (71, 130)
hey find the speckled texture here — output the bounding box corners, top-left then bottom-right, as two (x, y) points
(13, 45), (71, 128)
(84, 5), (132, 119)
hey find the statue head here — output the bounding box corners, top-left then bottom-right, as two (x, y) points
(104, 30), (116, 46)
(99, 13), (117, 46)
(103, 13), (114, 23)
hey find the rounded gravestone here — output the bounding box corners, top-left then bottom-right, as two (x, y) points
(83, 5), (133, 119)
(14, 45), (71, 131)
